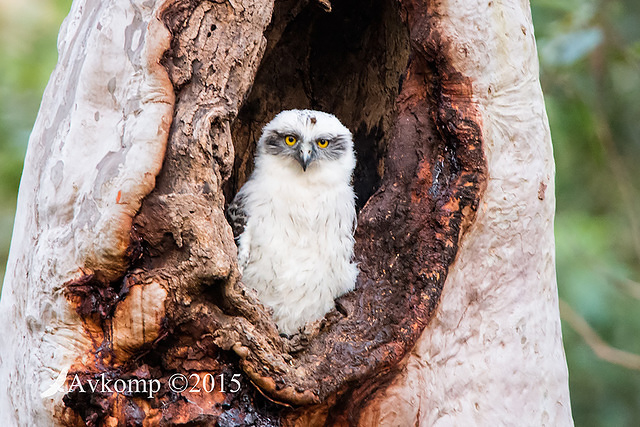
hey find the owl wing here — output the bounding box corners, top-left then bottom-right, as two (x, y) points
(226, 190), (248, 242)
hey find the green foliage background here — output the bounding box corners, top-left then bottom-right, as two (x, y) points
(0, 0), (71, 284)
(0, 0), (638, 424)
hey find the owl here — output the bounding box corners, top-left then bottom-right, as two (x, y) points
(227, 109), (358, 335)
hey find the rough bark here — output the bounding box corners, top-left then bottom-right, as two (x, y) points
(0, 0), (571, 425)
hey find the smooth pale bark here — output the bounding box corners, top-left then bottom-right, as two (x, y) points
(0, 0), (173, 423)
(359, 0), (573, 425)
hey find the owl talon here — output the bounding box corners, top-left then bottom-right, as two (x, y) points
(283, 331), (310, 353)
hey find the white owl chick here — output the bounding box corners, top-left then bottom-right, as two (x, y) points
(227, 109), (358, 335)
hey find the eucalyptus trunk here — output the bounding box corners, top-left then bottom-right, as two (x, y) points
(0, 0), (573, 425)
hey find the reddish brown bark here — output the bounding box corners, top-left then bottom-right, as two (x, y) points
(62, 0), (485, 424)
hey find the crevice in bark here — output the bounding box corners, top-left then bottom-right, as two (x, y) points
(62, 0), (486, 424)
(63, 228), (144, 322)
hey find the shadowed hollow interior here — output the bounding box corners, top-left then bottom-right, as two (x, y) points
(228, 0), (410, 210)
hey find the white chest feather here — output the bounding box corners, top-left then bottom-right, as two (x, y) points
(236, 155), (358, 335)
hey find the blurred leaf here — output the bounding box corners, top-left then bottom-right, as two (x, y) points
(531, 0), (589, 13)
(630, 41), (640, 57)
(539, 27), (604, 66)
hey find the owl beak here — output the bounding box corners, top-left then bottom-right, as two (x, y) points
(298, 145), (314, 171)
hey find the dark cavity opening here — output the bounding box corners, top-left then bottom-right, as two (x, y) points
(228, 0), (409, 210)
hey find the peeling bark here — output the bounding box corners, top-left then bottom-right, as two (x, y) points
(0, 0), (571, 425)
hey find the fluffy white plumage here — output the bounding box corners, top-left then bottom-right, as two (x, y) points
(228, 110), (358, 335)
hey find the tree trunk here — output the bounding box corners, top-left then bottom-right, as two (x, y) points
(0, 0), (572, 425)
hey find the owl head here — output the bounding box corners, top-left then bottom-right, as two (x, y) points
(257, 109), (354, 173)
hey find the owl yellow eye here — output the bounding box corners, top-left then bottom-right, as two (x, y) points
(285, 135), (297, 146)
(317, 139), (329, 148)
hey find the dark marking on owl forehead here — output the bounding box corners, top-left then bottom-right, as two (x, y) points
(298, 110), (317, 127)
